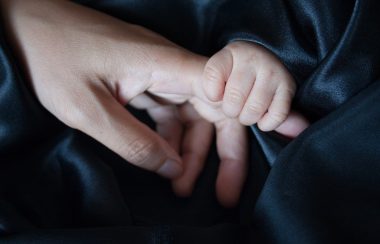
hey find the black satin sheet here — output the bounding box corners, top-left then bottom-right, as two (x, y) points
(1, 0), (380, 243)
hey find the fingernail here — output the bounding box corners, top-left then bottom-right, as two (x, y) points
(157, 159), (183, 179)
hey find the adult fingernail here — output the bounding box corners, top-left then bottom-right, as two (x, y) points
(157, 159), (183, 179)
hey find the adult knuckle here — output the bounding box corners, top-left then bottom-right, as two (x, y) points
(125, 138), (161, 167)
(58, 97), (94, 130)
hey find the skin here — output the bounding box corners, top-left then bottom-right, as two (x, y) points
(0, 0), (309, 207)
(202, 41), (298, 131)
(135, 42), (309, 206)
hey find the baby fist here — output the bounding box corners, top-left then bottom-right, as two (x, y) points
(202, 41), (296, 131)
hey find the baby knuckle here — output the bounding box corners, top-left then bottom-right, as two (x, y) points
(246, 101), (265, 114)
(268, 110), (287, 124)
(226, 41), (247, 53)
(225, 88), (244, 104)
(204, 64), (222, 84)
(264, 69), (279, 81)
(239, 116), (256, 126)
(226, 42), (240, 52)
(284, 84), (296, 97)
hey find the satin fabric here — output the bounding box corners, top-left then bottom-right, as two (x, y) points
(1, 0), (379, 243)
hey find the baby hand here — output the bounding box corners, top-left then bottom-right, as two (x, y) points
(202, 41), (296, 131)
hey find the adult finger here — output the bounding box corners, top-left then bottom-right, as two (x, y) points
(67, 87), (183, 179)
(172, 103), (214, 197)
(147, 105), (184, 154)
(130, 94), (183, 153)
(274, 110), (310, 138)
(215, 119), (248, 208)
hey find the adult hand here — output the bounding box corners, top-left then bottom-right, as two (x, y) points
(1, 0), (309, 207)
(0, 0), (205, 178)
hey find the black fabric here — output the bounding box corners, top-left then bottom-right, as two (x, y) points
(1, 0), (380, 243)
